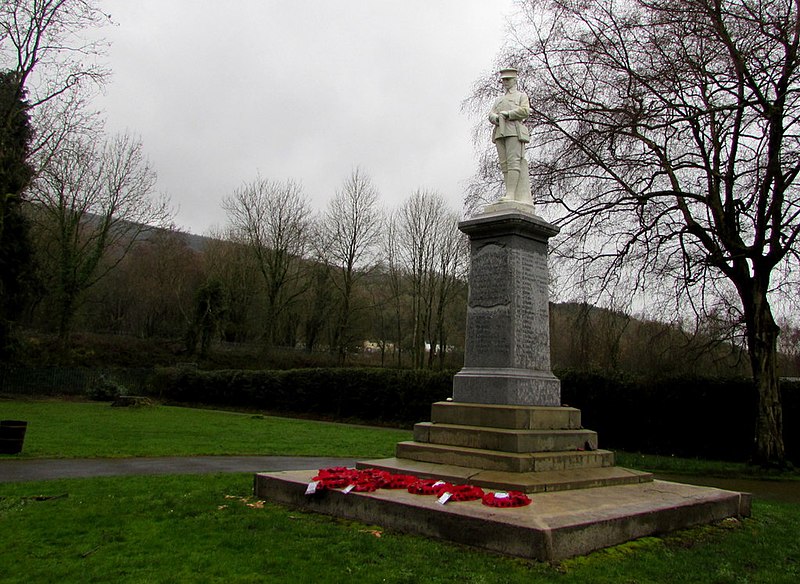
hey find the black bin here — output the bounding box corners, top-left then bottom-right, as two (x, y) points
(0, 420), (27, 454)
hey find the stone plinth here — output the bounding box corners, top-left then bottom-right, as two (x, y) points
(254, 203), (749, 560)
(377, 401), (633, 487)
(255, 471), (751, 561)
(453, 205), (561, 406)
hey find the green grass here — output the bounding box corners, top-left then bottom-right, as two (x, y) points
(0, 399), (411, 459)
(0, 473), (797, 583)
(2, 398), (799, 582)
(3, 398), (799, 482)
(615, 451), (800, 480)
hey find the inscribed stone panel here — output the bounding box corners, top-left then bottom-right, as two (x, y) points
(465, 307), (511, 368)
(469, 243), (510, 307)
(512, 246), (551, 370)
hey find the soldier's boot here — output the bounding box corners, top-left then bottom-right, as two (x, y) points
(503, 169), (520, 200)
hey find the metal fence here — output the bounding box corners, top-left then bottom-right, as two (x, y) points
(0, 366), (155, 396)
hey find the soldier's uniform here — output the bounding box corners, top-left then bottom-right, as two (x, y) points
(489, 69), (532, 203)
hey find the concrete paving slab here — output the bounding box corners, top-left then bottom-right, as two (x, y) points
(254, 469), (751, 561)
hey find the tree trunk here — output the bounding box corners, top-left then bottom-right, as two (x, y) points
(743, 282), (786, 467)
(336, 308), (349, 366)
(394, 304), (403, 368)
(335, 273), (353, 366)
(57, 289), (77, 347)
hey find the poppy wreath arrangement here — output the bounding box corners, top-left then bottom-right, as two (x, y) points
(352, 468), (393, 492)
(312, 467), (359, 489)
(383, 473), (418, 489)
(481, 490), (532, 508)
(312, 467), (526, 506)
(406, 479), (485, 501)
(407, 478), (454, 495)
(444, 483), (485, 501)
(312, 467), (393, 492)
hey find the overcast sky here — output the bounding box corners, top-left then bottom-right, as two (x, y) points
(94, 1), (516, 235)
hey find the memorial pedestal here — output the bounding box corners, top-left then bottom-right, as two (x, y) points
(358, 208), (653, 493)
(381, 206), (634, 491)
(453, 206), (562, 405)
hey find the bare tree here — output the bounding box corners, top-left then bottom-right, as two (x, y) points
(300, 252), (334, 352)
(1, 0), (110, 161)
(28, 131), (170, 342)
(470, 0), (800, 465)
(203, 228), (262, 344)
(382, 208), (408, 366)
(399, 190), (441, 368)
(430, 209), (468, 368)
(1, 1), (109, 353)
(1, 1), (108, 104)
(320, 168), (382, 362)
(222, 176), (312, 347)
(365, 266), (396, 366)
(396, 190), (467, 369)
(87, 229), (203, 338)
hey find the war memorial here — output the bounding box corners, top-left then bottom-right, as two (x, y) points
(254, 68), (751, 561)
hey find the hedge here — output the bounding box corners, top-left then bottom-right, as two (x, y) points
(149, 367), (454, 425)
(559, 370), (798, 464)
(150, 366), (797, 463)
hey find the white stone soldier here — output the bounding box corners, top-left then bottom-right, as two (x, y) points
(488, 67), (533, 204)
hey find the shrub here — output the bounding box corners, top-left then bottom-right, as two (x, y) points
(149, 367), (454, 426)
(86, 374), (124, 402)
(558, 369), (796, 464)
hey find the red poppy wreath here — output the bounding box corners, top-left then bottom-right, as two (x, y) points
(481, 490), (532, 507)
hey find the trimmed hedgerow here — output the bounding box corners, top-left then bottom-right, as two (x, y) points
(150, 367), (453, 425)
(559, 370), (797, 464)
(148, 366), (797, 463)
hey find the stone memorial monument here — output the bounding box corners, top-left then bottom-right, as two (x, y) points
(369, 66), (638, 487)
(453, 67), (559, 406)
(254, 66), (751, 562)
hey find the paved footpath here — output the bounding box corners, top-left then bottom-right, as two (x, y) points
(0, 456), (357, 483)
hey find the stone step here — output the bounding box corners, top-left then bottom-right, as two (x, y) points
(413, 422), (598, 453)
(358, 457), (653, 493)
(254, 470), (750, 561)
(395, 441), (615, 473)
(431, 401), (581, 430)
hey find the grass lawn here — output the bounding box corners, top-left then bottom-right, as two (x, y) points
(0, 399), (411, 459)
(2, 398), (797, 481)
(0, 473), (797, 583)
(2, 398), (799, 582)
(615, 451), (800, 480)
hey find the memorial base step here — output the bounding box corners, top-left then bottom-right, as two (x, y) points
(430, 401), (582, 430)
(413, 422), (598, 453)
(357, 457), (653, 493)
(254, 470), (749, 561)
(395, 440), (615, 473)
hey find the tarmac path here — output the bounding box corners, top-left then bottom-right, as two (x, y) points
(2, 457), (798, 504)
(0, 456), (357, 483)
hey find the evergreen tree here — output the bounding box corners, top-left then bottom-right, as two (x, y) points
(0, 70), (36, 359)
